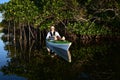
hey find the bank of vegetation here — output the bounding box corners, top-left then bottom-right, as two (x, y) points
(0, 1), (120, 79)
(0, 0), (120, 42)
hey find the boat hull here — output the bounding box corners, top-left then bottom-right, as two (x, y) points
(46, 40), (72, 62)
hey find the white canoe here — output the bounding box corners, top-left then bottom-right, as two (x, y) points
(46, 40), (72, 62)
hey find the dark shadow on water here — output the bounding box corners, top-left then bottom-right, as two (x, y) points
(0, 33), (120, 80)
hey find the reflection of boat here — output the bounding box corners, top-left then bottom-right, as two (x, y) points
(46, 40), (72, 62)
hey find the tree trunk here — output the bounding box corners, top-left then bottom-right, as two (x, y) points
(40, 30), (41, 44)
(19, 22), (23, 51)
(13, 21), (16, 45)
(8, 21), (10, 41)
(23, 24), (27, 41)
(29, 25), (35, 39)
(28, 23), (31, 45)
(19, 23), (22, 40)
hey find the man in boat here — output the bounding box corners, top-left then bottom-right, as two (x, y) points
(46, 26), (61, 40)
(46, 26), (65, 57)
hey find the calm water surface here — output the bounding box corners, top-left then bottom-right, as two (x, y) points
(0, 33), (120, 80)
(0, 33), (27, 80)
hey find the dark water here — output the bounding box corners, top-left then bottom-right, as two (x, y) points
(0, 33), (26, 80)
(0, 33), (120, 80)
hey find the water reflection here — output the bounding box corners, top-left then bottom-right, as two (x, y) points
(71, 39), (120, 80)
(0, 33), (27, 80)
(0, 32), (120, 80)
(0, 33), (10, 68)
(0, 72), (26, 80)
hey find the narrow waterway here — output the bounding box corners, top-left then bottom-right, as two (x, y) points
(0, 32), (120, 80)
(0, 33), (27, 80)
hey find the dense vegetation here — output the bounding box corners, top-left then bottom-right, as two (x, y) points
(0, 0), (120, 41)
(0, 1), (120, 79)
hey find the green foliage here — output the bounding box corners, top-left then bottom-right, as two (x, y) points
(0, 0), (120, 35)
(67, 21), (111, 35)
(0, 0), (39, 24)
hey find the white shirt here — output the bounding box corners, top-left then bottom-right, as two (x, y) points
(46, 31), (61, 39)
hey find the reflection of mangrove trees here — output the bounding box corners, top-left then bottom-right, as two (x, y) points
(1, 39), (120, 80)
(71, 39), (120, 80)
(1, 45), (74, 80)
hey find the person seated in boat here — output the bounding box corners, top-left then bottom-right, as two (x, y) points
(46, 26), (65, 57)
(46, 26), (65, 40)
